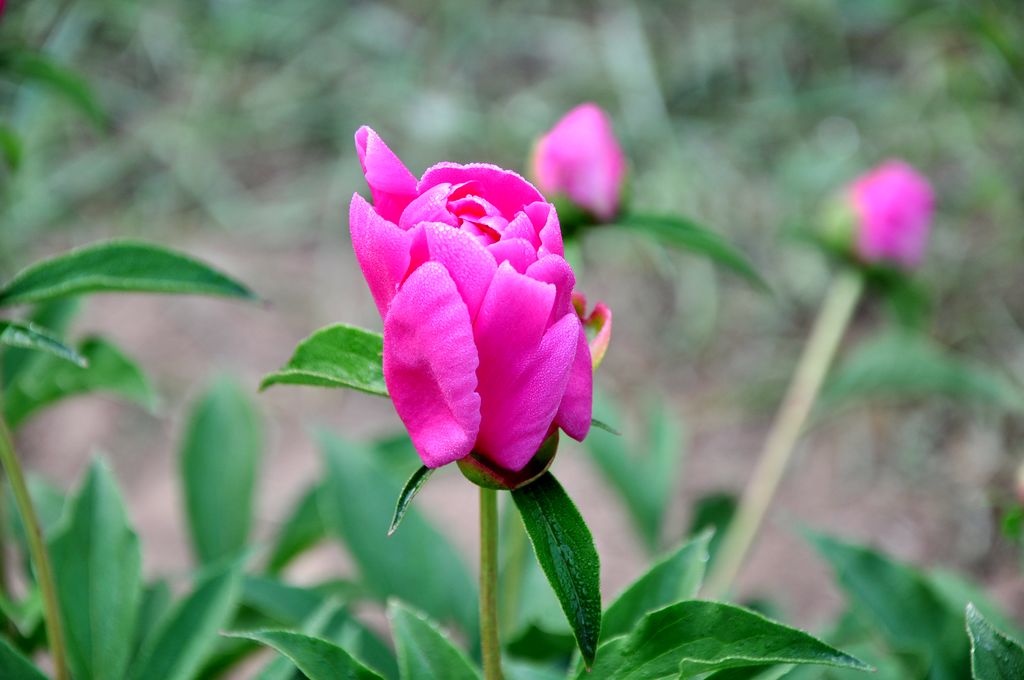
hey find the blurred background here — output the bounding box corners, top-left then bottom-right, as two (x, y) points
(2, 0), (1023, 634)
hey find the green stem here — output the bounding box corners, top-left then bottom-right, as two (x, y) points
(0, 418), (68, 680)
(479, 487), (504, 680)
(704, 269), (864, 599)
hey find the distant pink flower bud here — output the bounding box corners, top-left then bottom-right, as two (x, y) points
(350, 127), (611, 472)
(532, 103), (626, 222)
(849, 161), (934, 269)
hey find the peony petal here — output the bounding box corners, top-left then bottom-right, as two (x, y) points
(349, 193), (412, 318)
(422, 222), (497, 320)
(526, 255), (576, 326)
(526, 201), (564, 258)
(419, 162), (544, 217)
(556, 325), (593, 441)
(502, 211), (541, 246)
(487, 238), (537, 274)
(398, 183), (458, 231)
(355, 126), (419, 223)
(383, 262), (481, 468)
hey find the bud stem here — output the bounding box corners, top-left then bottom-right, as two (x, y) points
(479, 486), (504, 680)
(705, 268), (864, 599)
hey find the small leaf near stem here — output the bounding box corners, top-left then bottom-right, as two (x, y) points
(388, 466), (434, 536)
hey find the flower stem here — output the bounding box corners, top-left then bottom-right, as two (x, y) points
(0, 418), (68, 680)
(479, 487), (504, 680)
(705, 268), (864, 599)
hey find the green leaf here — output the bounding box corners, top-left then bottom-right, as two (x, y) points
(511, 472), (601, 667)
(387, 600), (480, 680)
(1, 298), (81, 389)
(227, 629), (383, 680)
(966, 603), (1024, 680)
(388, 466), (434, 536)
(319, 433), (478, 636)
(0, 125), (22, 171)
(133, 581), (173, 662)
(266, 483), (327, 574)
(49, 460), (142, 680)
(0, 319), (85, 367)
(261, 324), (387, 397)
(602, 531), (712, 640)
(688, 492), (738, 566)
(181, 377), (262, 565)
(0, 49), (106, 127)
(0, 637), (48, 680)
(129, 559), (243, 680)
(254, 598), (346, 680)
(582, 600), (870, 678)
(242, 575), (329, 626)
(0, 240), (257, 307)
(822, 331), (1024, 413)
(3, 335), (156, 428)
(610, 212), (767, 289)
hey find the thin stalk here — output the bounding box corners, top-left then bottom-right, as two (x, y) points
(0, 418), (68, 680)
(479, 487), (504, 680)
(705, 269), (864, 599)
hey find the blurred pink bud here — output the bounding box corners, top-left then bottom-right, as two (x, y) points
(532, 103), (626, 222)
(350, 127), (610, 472)
(849, 160), (934, 269)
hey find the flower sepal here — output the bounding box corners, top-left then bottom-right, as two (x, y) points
(457, 432), (559, 491)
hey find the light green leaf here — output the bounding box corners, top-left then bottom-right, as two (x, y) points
(129, 559), (243, 680)
(3, 335), (156, 428)
(389, 466), (433, 536)
(133, 581), (172, 662)
(181, 377), (262, 565)
(1, 298), (81, 389)
(0, 637), (48, 680)
(0, 240), (257, 306)
(0, 48), (106, 126)
(265, 483), (326, 574)
(49, 460), (142, 680)
(967, 603), (1024, 680)
(261, 324), (387, 397)
(387, 600), (480, 680)
(582, 600), (870, 678)
(610, 212), (768, 289)
(242, 575), (329, 626)
(0, 320), (85, 367)
(512, 472), (601, 667)
(227, 629), (383, 680)
(603, 531), (712, 640)
(688, 492), (738, 567)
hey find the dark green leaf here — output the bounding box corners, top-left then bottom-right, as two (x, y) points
(0, 637), (48, 680)
(129, 559), (243, 680)
(266, 483), (327, 574)
(389, 466), (434, 536)
(602, 531), (711, 640)
(0, 125), (22, 171)
(319, 433), (478, 637)
(49, 460), (142, 680)
(181, 377), (262, 565)
(254, 599), (346, 680)
(590, 418), (620, 436)
(582, 600), (870, 678)
(3, 335), (156, 428)
(242, 575), (328, 626)
(511, 472), (601, 667)
(261, 324), (387, 397)
(387, 600), (480, 680)
(967, 603), (1024, 680)
(0, 49), (106, 127)
(610, 212), (767, 289)
(227, 629), (383, 680)
(132, 581), (173, 662)
(688, 492), (738, 566)
(0, 240), (257, 306)
(0, 320), (85, 367)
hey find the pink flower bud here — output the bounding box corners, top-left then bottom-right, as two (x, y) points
(531, 103), (626, 222)
(350, 127), (610, 473)
(849, 160), (934, 269)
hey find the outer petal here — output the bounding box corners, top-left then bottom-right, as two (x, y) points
(555, 325), (592, 441)
(349, 193), (411, 318)
(419, 162), (544, 218)
(355, 126), (419, 223)
(383, 262), (481, 468)
(422, 222), (497, 320)
(526, 255), (575, 326)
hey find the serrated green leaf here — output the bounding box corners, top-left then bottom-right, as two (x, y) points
(603, 531), (711, 640)
(389, 466), (433, 536)
(266, 483), (327, 574)
(610, 212), (768, 289)
(966, 603), (1024, 680)
(582, 600), (870, 679)
(512, 472), (601, 667)
(227, 629), (383, 680)
(49, 460), (142, 680)
(387, 600), (480, 680)
(181, 377), (262, 565)
(3, 335), (156, 428)
(0, 240), (256, 306)
(0, 320), (85, 367)
(261, 324), (387, 396)
(0, 49), (106, 127)
(0, 637), (48, 680)
(129, 559), (243, 680)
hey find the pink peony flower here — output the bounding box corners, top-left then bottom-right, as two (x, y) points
(532, 103), (626, 222)
(849, 160), (934, 269)
(349, 127), (610, 472)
